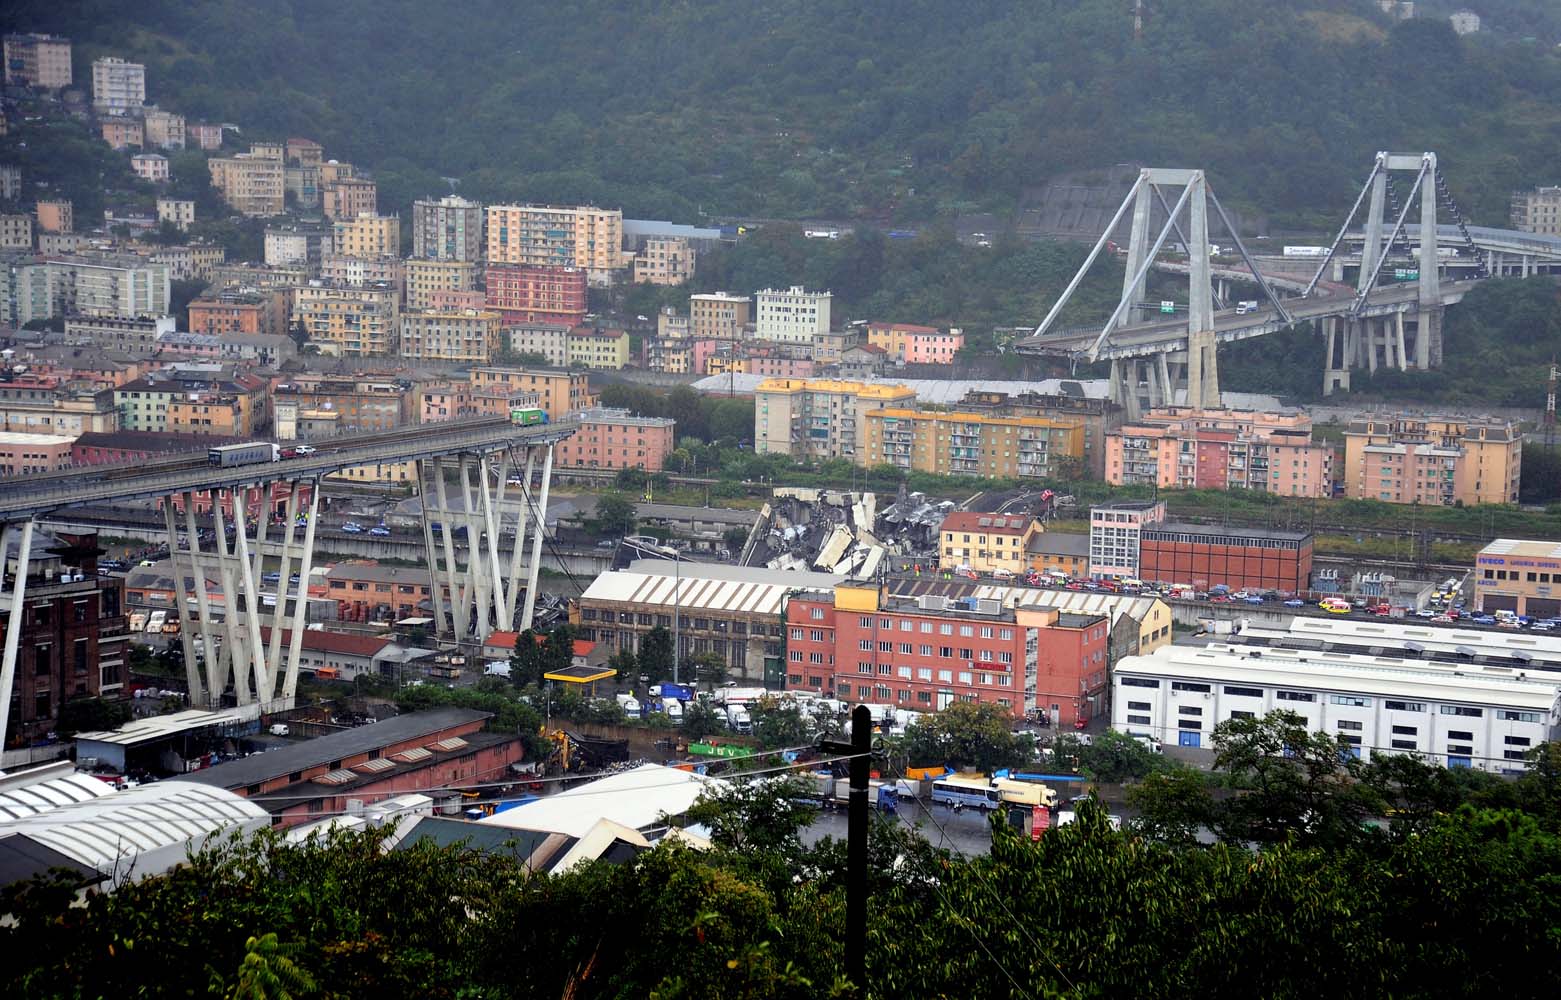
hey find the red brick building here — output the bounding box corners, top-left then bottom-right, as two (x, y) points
(485, 264), (587, 327)
(173, 708), (525, 828)
(1137, 523), (1313, 594)
(1, 532), (131, 748)
(785, 584), (1109, 725)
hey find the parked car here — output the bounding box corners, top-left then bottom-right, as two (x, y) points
(1283, 599), (1305, 608)
(342, 522), (364, 534)
(369, 526), (391, 537)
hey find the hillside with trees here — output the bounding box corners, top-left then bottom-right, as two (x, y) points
(7, 1), (1561, 228)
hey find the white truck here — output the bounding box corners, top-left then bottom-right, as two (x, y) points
(726, 704), (753, 735)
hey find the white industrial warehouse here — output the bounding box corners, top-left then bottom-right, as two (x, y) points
(1113, 640), (1561, 771)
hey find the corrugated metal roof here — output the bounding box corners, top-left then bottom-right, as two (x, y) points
(582, 570), (805, 616)
(0, 771), (114, 822)
(0, 781), (268, 878)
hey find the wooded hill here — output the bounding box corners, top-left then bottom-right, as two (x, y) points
(6, 0), (1561, 228)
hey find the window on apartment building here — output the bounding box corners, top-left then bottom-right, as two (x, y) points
(1500, 710), (1542, 723)
(1439, 705), (1483, 718)
(1276, 690), (1315, 702)
(1392, 725), (1418, 735)
(1385, 701), (1424, 712)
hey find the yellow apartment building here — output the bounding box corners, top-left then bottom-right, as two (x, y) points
(485, 204), (624, 270)
(754, 378), (917, 459)
(567, 328), (630, 370)
(332, 213), (401, 259)
(399, 308), (502, 363)
(208, 147), (285, 216)
(404, 258), (477, 310)
(292, 283), (399, 356)
(467, 367), (596, 420)
(1342, 416), (1521, 506)
(865, 408), (1086, 480)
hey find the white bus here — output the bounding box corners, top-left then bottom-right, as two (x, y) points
(930, 776), (1001, 810)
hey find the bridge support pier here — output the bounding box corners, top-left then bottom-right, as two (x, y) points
(160, 480), (319, 713)
(1185, 327), (1219, 409)
(0, 518), (37, 750)
(414, 442), (557, 647)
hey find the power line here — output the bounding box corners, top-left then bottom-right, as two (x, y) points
(226, 742), (836, 804)
(883, 758), (1079, 995)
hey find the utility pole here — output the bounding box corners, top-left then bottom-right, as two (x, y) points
(1132, 0), (1146, 40)
(1546, 359), (1558, 451)
(822, 705), (872, 991)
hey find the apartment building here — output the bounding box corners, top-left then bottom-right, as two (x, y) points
(264, 225), (332, 271)
(412, 195), (483, 262)
(566, 327), (629, 370)
(91, 57), (145, 114)
(1088, 501), (1167, 579)
(47, 253), (170, 318)
(419, 380), (476, 424)
(1510, 187), (1561, 237)
(292, 282), (400, 356)
(485, 203), (624, 270)
(555, 407), (675, 470)
(1113, 642), (1559, 765)
(64, 315), (175, 355)
(467, 367), (594, 420)
(1137, 523), (1313, 594)
(399, 308), (503, 363)
(404, 258), (476, 310)
(0, 254), (54, 327)
(0, 532), (131, 750)
(274, 375), (415, 432)
(1342, 416), (1522, 506)
(0, 214), (32, 251)
(188, 289), (288, 339)
(1105, 407), (1332, 497)
(100, 118), (143, 150)
(0, 166), (20, 202)
(35, 199), (72, 234)
(285, 163), (321, 208)
(322, 177), (378, 221)
(484, 263), (587, 326)
(156, 198), (195, 231)
(864, 408), (1085, 480)
(505, 322), (571, 367)
(3, 33), (72, 89)
(319, 253), (403, 290)
(114, 371), (268, 435)
(130, 153), (169, 183)
(142, 107), (186, 150)
(0, 376), (116, 436)
(938, 512), (1042, 576)
(646, 335), (695, 375)
(866, 322), (936, 360)
(690, 292), (751, 340)
(286, 138), (324, 167)
(755, 286), (832, 344)
(754, 378), (917, 459)
(208, 147), (286, 216)
(631, 237), (694, 285)
(142, 244), (223, 284)
(188, 122), (223, 150)
(786, 582), (1110, 724)
(332, 213), (401, 259)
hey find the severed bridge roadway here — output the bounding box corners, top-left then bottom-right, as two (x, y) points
(0, 417), (575, 520)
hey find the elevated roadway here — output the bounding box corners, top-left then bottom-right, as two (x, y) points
(1019, 278), (1477, 362)
(0, 418), (576, 521)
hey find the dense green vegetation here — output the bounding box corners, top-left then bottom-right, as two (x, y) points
(1221, 276), (1561, 405)
(8, 1), (1561, 228)
(7, 710), (1561, 997)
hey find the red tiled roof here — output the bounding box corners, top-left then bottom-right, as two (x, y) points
(940, 512), (1034, 535)
(259, 626), (394, 658)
